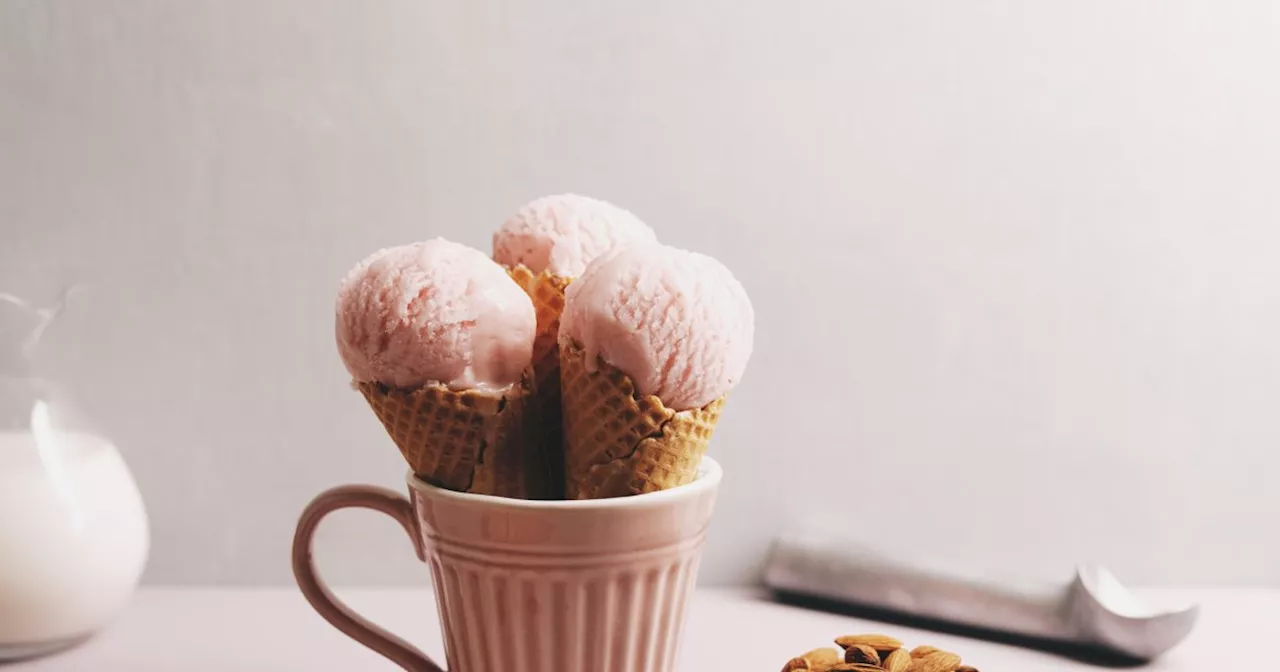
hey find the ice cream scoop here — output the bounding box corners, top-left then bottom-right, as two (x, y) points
(492, 193), (653, 386)
(492, 194), (656, 278)
(560, 243), (754, 411)
(764, 534), (1199, 662)
(335, 238), (536, 390)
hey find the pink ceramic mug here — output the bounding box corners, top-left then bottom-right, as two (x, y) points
(292, 457), (722, 672)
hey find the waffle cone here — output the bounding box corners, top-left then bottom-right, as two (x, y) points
(559, 342), (726, 499)
(507, 265), (571, 388)
(507, 264), (572, 498)
(356, 376), (551, 499)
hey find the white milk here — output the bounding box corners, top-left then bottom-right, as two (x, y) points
(0, 430), (149, 652)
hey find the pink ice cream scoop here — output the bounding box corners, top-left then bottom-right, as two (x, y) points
(492, 194), (657, 277)
(335, 238), (536, 390)
(559, 243), (754, 411)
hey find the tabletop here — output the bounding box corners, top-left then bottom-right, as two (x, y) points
(9, 587), (1273, 670)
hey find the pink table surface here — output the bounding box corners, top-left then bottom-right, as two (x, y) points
(8, 587), (1273, 670)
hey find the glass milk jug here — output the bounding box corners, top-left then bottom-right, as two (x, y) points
(0, 291), (149, 660)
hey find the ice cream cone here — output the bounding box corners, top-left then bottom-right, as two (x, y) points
(559, 342), (726, 499)
(356, 374), (551, 499)
(507, 265), (570, 386)
(507, 264), (571, 498)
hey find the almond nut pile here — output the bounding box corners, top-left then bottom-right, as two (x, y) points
(781, 634), (979, 672)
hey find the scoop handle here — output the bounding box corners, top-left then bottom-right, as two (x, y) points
(763, 534), (1073, 641)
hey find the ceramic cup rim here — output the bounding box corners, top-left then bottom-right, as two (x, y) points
(405, 456), (723, 510)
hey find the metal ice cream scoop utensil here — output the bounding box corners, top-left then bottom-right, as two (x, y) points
(763, 534), (1199, 661)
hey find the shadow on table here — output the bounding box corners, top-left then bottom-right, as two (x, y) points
(765, 590), (1148, 669)
(0, 633), (91, 667)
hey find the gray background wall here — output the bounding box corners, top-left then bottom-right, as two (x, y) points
(2, 1), (1278, 586)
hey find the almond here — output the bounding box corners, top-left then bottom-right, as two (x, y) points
(956, 667), (979, 672)
(826, 665), (882, 672)
(908, 651), (962, 672)
(844, 644), (879, 666)
(909, 646), (940, 659)
(834, 634), (904, 654)
(882, 648), (912, 672)
(782, 647), (842, 672)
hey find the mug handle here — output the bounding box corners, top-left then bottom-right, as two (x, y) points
(292, 485), (446, 672)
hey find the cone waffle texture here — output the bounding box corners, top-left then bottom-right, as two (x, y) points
(507, 264), (571, 389)
(507, 264), (572, 498)
(357, 377), (551, 499)
(559, 342), (726, 499)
